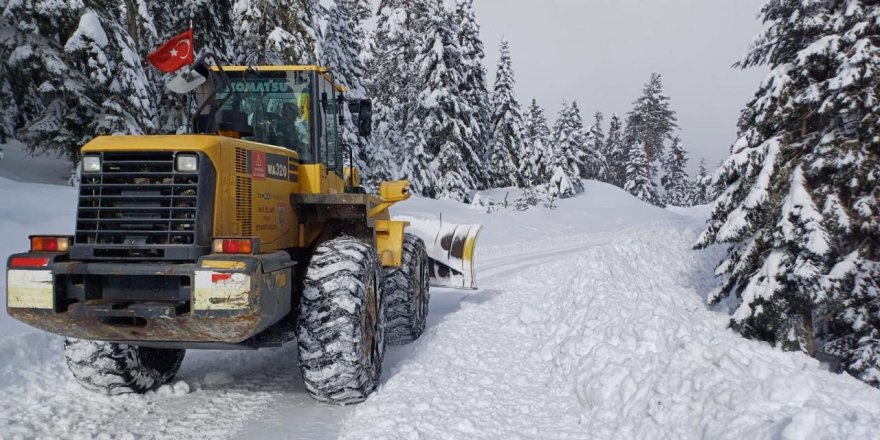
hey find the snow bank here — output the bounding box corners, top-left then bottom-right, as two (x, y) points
(0, 140), (71, 185)
(393, 181), (682, 253)
(340, 220), (880, 439)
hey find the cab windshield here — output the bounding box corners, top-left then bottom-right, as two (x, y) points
(217, 70), (314, 162)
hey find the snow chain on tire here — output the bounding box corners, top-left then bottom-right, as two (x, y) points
(297, 236), (386, 404)
(64, 338), (185, 395)
(383, 233), (430, 345)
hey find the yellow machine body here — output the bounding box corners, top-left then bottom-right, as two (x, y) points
(82, 134), (406, 264)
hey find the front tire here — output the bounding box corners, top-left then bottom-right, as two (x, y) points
(64, 338), (185, 395)
(297, 236), (386, 404)
(383, 234), (430, 345)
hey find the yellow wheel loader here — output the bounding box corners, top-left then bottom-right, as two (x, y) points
(4, 61), (479, 404)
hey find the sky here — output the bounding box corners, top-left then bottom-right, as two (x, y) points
(473, 0), (769, 172)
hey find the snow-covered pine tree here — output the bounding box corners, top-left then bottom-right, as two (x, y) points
(520, 99), (553, 187)
(365, 0), (426, 176)
(487, 39), (525, 188)
(589, 112), (608, 182)
(623, 136), (663, 206)
(454, 0), (489, 188)
(151, 0), (233, 58)
(406, 0), (475, 201)
(0, 67), (16, 144)
(3, 2), (160, 164)
(696, 0), (880, 386)
(548, 101), (584, 198)
(321, 0), (369, 95)
(625, 72), (678, 165)
(622, 74), (677, 206)
(661, 136), (691, 206)
(231, 0), (319, 65)
(690, 158), (714, 205)
(564, 101), (597, 182)
(321, 0), (389, 188)
(2, 1), (90, 162)
(604, 113), (626, 187)
(65, 4), (157, 137)
(149, 1), (234, 133)
(621, 110), (663, 205)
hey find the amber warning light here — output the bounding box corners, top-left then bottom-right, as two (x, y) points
(30, 236), (70, 253)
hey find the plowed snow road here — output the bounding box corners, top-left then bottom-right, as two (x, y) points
(0, 226), (600, 439)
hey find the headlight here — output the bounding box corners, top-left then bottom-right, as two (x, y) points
(176, 154), (199, 172)
(82, 156), (101, 173)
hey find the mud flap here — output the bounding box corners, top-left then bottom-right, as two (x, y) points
(404, 220), (482, 290)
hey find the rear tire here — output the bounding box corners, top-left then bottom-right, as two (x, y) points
(383, 234), (430, 345)
(297, 236), (385, 404)
(64, 338), (185, 395)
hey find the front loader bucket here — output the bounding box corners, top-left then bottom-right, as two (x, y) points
(404, 220), (482, 290)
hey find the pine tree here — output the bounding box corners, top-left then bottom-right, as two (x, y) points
(604, 113), (626, 187)
(406, 0), (475, 201)
(575, 106), (603, 180)
(697, 0), (880, 386)
(487, 39), (525, 188)
(623, 139), (663, 206)
(147, 1), (234, 133)
(564, 101), (595, 181)
(0, 68), (16, 144)
(231, 0), (319, 65)
(151, 1), (233, 58)
(626, 72), (678, 165)
(548, 101), (584, 198)
(66, 4), (158, 136)
(520, 99), (552, 187)
(622, 112), (663, 205)
(365, 0), (426, 177)
(321, 0), (386, 188)
(455, 0), (489, 188)
(3, 2), (162, 164)
(2, 1), (90, 162)
(690, 158), (714, 205)
(661, 136), (691, 206)
(589, 112), (608, 182)
(321, 0), (369, 100)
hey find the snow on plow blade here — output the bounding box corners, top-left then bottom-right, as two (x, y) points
(405, 220), (481, 290)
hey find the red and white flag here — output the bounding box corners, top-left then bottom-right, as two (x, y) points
(147, 29), (195, 73)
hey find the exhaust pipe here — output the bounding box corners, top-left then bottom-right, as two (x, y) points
(404, 219), (482, 290)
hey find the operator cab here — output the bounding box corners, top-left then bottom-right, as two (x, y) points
(193, 66), (345, 174)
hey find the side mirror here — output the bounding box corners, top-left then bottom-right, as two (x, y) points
(347, 99), (373, 137)
(356, 99), (372, 137)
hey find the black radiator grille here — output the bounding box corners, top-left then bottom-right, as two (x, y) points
(75, 152), (200, 249)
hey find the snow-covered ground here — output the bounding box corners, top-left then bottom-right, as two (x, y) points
(0, 140), (71, 186)
(2, 170), (880, 439)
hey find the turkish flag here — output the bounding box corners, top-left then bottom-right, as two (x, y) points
(147, 29), (195, 73)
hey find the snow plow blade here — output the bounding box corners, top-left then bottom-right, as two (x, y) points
(404, 220), (482, 290)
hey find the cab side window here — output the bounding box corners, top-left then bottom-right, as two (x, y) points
(319, 76), (340, 174)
